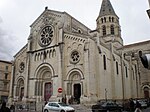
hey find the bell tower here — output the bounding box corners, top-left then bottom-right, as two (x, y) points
(97, 0), (123, 48)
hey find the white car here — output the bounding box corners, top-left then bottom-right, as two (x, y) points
(43, 102), (75, 112)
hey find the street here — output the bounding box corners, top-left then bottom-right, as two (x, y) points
(14, 105), (150, 112)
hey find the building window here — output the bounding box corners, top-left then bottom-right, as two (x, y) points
(103, 55), (107, 70)
(5, 66), (8, 71)
(101, 18), (103, 23)
(78, 29), (81, 33)
(19, 62), (25, 73)
(110, 25), (115, 35)
(109, 17), (111, 22)
(116, 61), (119, 75)
(139, 51), (142, 57)
(5, 73), (8, 79)
(102, 25), (106, 36)
(125, 66), (128, 78)
(112, 17), (114, 22)
(70, 50), (80, 64)
(134, 65), (137, 75)
(39, 25), (54, 47)
(104, 17), (106, 22)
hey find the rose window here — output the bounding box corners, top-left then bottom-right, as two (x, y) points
(70, 50), (80, 63)
(39, 26), (54, 46)
(19, 62), (25, 73)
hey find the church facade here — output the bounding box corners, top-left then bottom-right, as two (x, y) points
(9, 0), (150, 109)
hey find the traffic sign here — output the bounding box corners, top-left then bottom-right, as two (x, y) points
(58, 88), (63, 93)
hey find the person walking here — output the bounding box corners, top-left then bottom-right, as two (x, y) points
(129, 98), (135, 112)
(10, 104), (15, 112)
(0, 102), (10, 112)
(134, 100), (142, 112)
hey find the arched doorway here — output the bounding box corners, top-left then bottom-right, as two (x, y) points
(73, 83), (81, 104)
(35, 64), (54, 102)
(67, 70), (84, 104)
(16, 78), (24, 101)
(144, 87), (149, 98)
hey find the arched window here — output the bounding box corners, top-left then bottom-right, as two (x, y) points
(116, 61), (119, 74)
(103, 55), (107, 70)
(104, 17), (106, 22)
(109, 17), (111, 22)
(110, 25), (115, 35)
(139, 51), (142, 57)
(101, 18), (104, 23)
(112, 17), (114, 22)
(34, 53), (37, 61)
(102, 25), (106, 36)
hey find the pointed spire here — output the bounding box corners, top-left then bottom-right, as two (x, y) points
(99, 0), (117, 17)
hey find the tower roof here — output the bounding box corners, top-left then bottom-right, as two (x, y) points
(99, 0), (117, 17)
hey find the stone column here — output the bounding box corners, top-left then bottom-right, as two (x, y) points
(8, 65), (15, 104)
(23, 55), (30, 102)
(13, 85), (17, 101)
(23, 38), (31, 102)
(81, 41), (90, 103)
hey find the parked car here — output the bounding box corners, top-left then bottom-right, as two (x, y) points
(137, 100), (148, 109)
(43, 102), (75, 112)
(91, 101), (123, 112)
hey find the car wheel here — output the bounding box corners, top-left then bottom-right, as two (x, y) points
(92, 110), (95, 112)
(119, 109), (123, 112)
(60, 110), (65, 112)
(44, 109), (49, 112)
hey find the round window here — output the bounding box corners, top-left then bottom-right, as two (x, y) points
(39, 26), (54, 47)
(19, 62), (25, 73)
(70, 50), (80, 64)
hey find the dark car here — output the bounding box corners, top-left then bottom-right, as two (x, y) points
(92, 101), (123, 112)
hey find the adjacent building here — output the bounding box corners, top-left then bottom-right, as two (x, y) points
(0, 60), (12, 103)
(8, 0), (150, 110)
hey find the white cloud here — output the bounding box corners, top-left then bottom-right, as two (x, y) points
(0, 0), (150, 60)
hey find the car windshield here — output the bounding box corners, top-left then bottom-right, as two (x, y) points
(58, 102), (69, 107)
(102, 101), (118, 106)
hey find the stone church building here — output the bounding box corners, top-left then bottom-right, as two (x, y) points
(9, 0), (150, 109)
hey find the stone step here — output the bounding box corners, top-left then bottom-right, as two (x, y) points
(71, 104), (91, 112)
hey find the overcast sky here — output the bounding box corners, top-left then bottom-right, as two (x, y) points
(0, 0), (150, 61)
